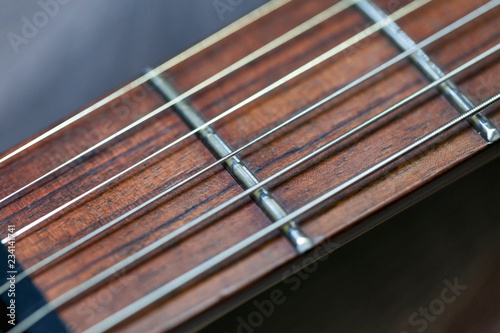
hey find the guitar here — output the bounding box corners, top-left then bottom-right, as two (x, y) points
(1, 0), (499, 332)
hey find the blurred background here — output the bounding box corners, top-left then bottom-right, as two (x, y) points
(0, 0), (267, 152)
(1, 1), (499, 332)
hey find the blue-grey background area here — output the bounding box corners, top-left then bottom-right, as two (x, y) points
(0, 0), (267, 152)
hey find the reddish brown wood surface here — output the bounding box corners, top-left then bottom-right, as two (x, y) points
(0, 0), (499, 331)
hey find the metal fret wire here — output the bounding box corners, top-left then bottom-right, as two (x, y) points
(0, 0), (292, 166)
(3, 0), (496, 295)
(0, 0), (359, 206)
(88, 93), (500, 333)
(2, 0), (427, 244)
(13, 39), (500, 333)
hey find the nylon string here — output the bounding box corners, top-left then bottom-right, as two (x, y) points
(2, 0), (428, 243)
(12, 36), (500, 333)
(2, 0), (496, 295)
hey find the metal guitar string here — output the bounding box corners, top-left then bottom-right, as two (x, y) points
(3, 0), (495, 296)
(87, 93), (500, 333)
(0, 0), (292, 166)
(0, 0), (359, 206)
(2, 0), (426, 244)
(13, 39), (500, 333)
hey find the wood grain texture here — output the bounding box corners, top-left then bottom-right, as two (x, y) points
(0, 0), (499, 331)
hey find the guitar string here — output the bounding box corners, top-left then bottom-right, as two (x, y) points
(2, 0), (495, 296)
(1, 0), (427, 244)
(33, 3), (500, 330)
(86, 93), (500, 333)
(0, 0), (292, 166)
(13, 41), (500, 333)
(0, 0), (360, 206)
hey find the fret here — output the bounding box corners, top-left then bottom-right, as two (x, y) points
(149, 73), (313, 254)
(355, 0), (500, 143)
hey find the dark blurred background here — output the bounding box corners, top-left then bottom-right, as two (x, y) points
(0, 0), (267, 152)
(1, 1), (499, 332)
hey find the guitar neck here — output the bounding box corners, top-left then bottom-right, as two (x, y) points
(1, 0), (499, 331)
